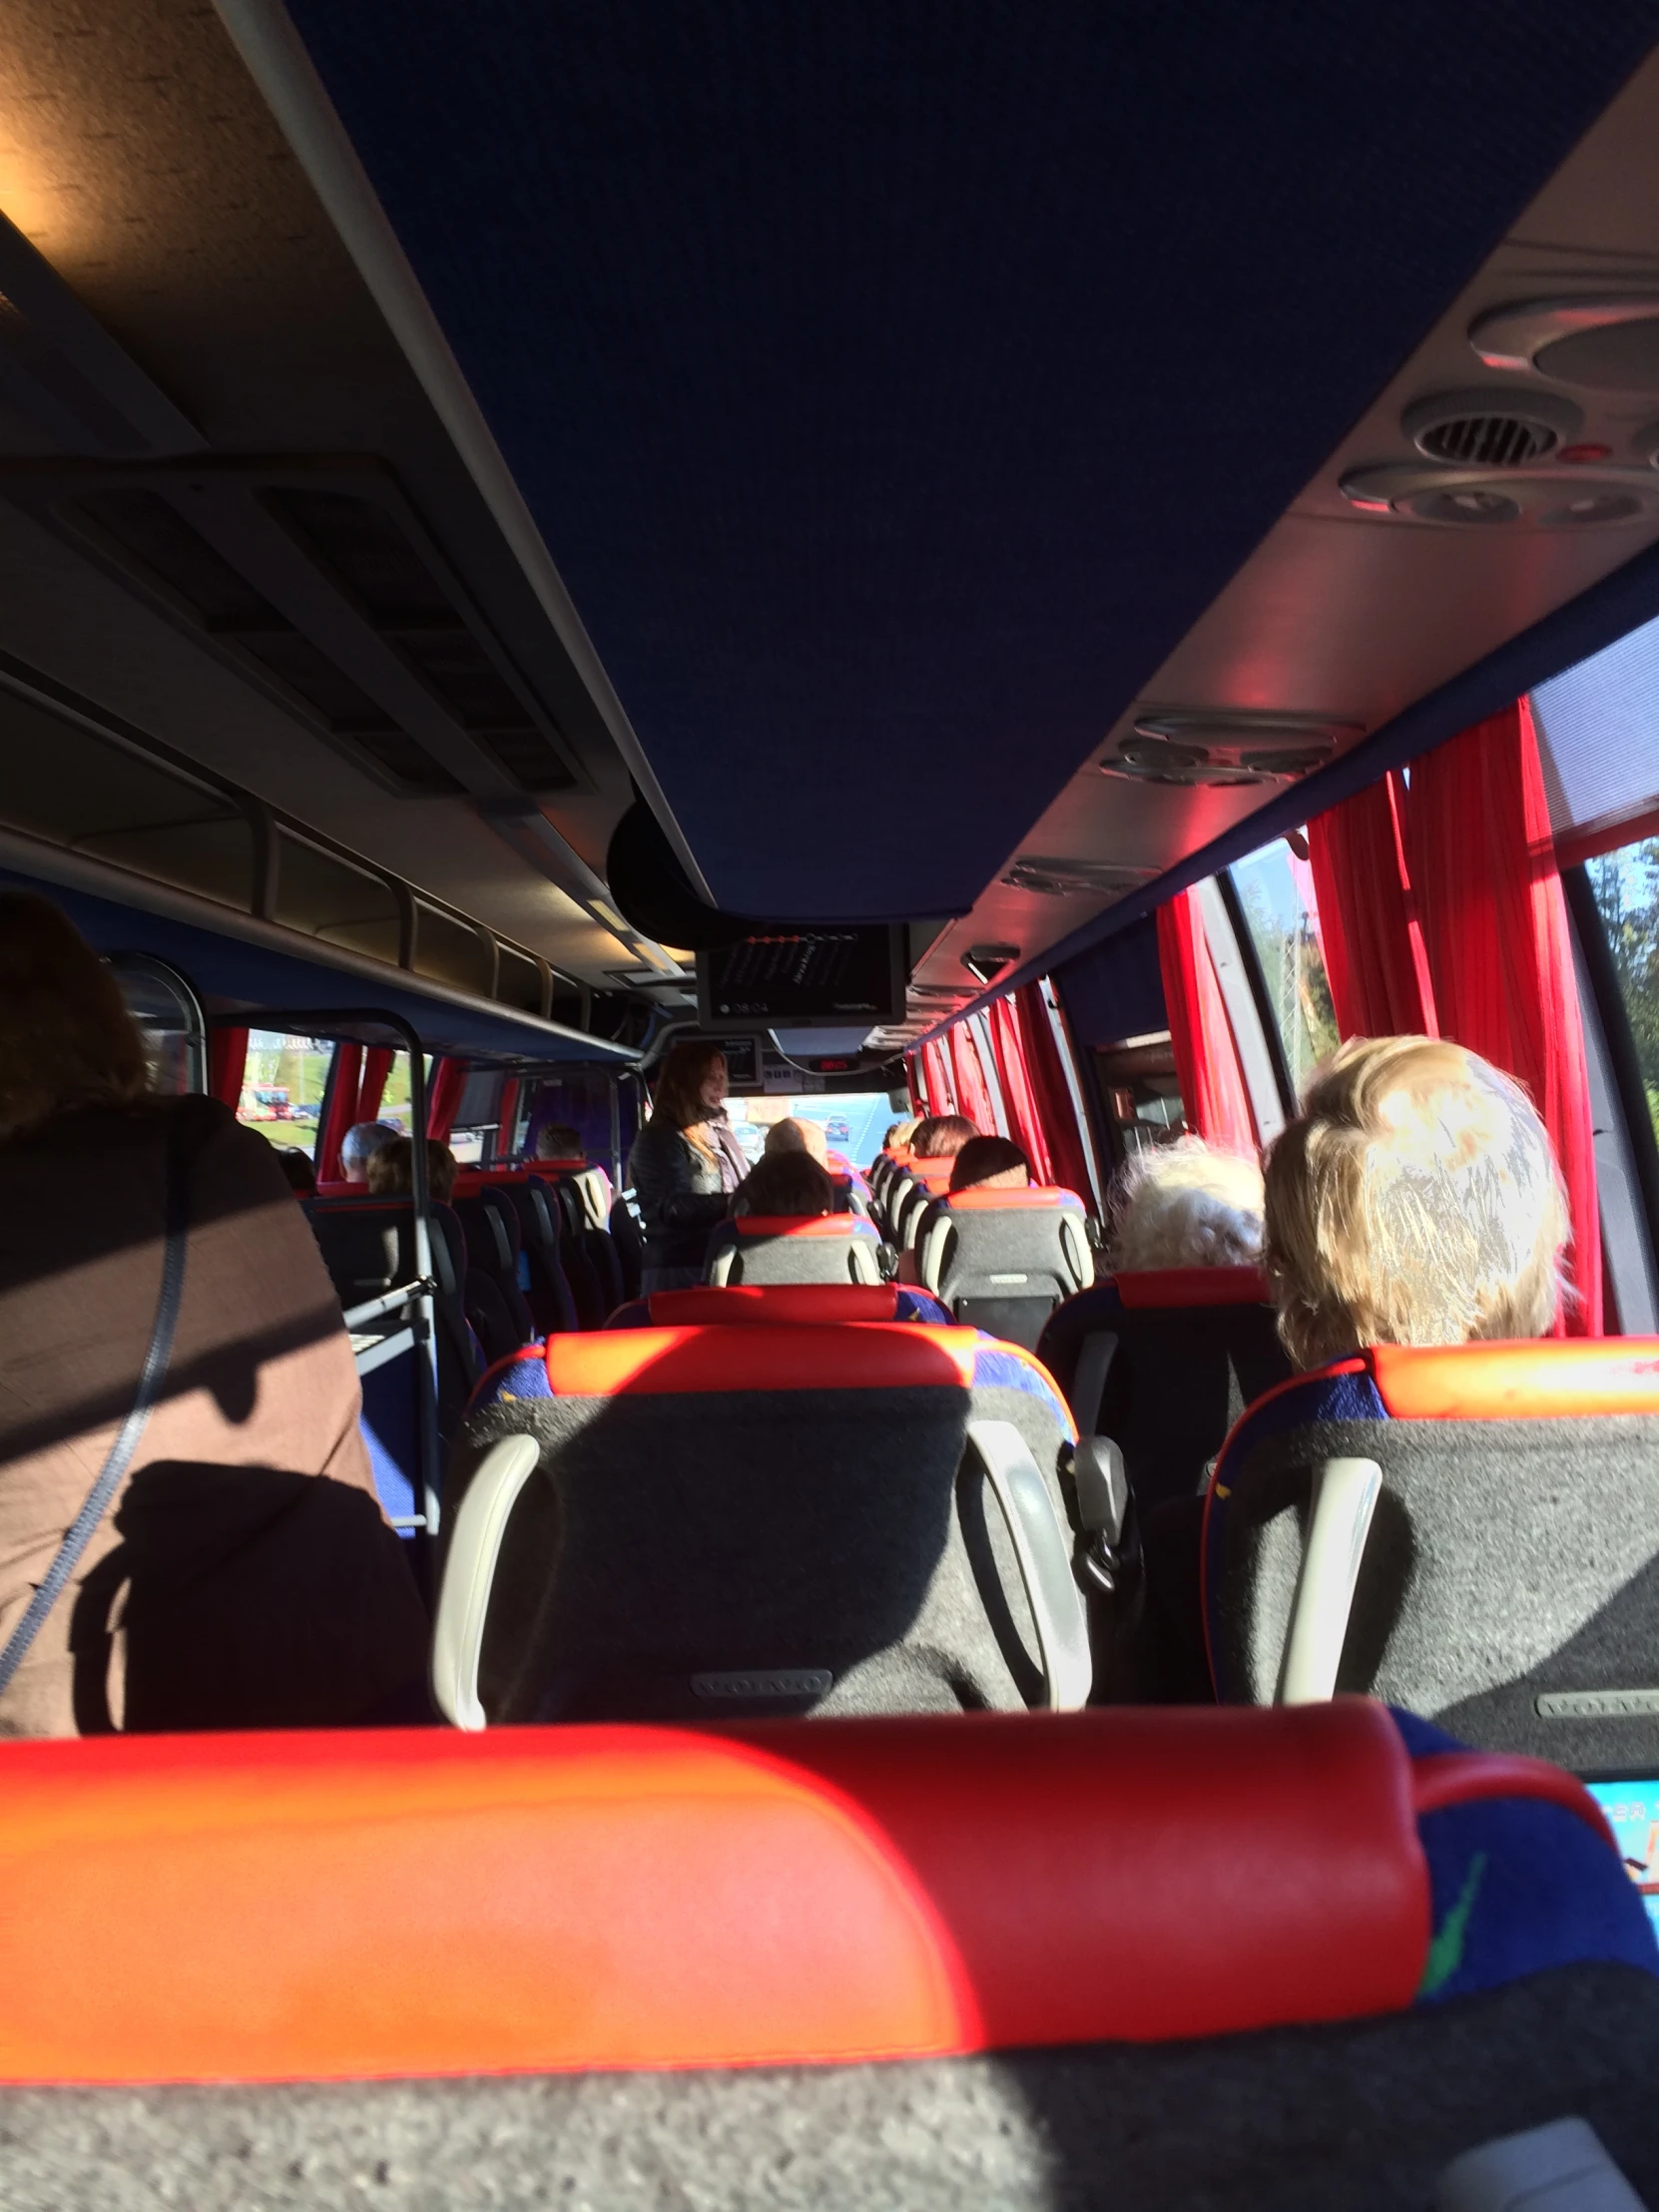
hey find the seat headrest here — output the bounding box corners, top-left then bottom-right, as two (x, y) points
(944, 1186), (1083, 1211)
(1364, 1338), (1659, 1419)
(305, 1191), (411, 1214)
(0, 1702), (1458, 2078)
(1110, 1266), (1272, 1310)
(732, 1214), (875, 1238)
(543, 1323), (982, 1394)
(650, 1285), (900, 1326)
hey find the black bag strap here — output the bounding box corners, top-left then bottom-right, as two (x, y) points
(0, 1117), (190, 1697)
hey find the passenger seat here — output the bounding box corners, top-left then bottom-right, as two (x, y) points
(1037, 1267), (1292, 1515)
(1204, 1338), (1659, 1771)
(915, 1186), (1093, 1349)
(439, 1320), (1088, 1725)
(706, 1213), (886, 1286)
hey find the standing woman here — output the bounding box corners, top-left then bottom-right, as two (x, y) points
(628, 1039), (748, 1292)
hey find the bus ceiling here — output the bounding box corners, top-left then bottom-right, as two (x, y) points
(2, 11), (1659, 1037)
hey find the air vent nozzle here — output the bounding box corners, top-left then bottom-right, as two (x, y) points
(1401, 387), (1580, 468)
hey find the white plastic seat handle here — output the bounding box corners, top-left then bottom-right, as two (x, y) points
(429, 1433), (542, 1730)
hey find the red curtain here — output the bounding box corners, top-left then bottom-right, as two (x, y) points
(495, 1074), (520, 1156)
(1404, 699), (1600, 1336)
(905, 1052), (924, 1115)
(427, 1056), (470, 1142)
(356, 1046), (394, 1125)
(208, 1027), (248, 1110)
(1014, 981), (1096, 1203)
(948, 1021), (996, 1135)
(987, 993), (1056, 1184)
(316, 1042), (363, 1181)
(919, 1038), (957, 1117)
(1308, 773), (1436, 1039)
(1156, 890), (1257, 1153)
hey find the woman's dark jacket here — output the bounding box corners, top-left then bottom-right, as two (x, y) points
(627, 1118), (747, 1273)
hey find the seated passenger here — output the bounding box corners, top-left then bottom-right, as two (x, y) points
(1264, 1035), (1566, 1366)
(764, 1115), (830, 1165)
(909, 1113), (978, 1160)
(1137, 1037), (1567, 1706)
(948, 1135), (1031, 1193)
(880, 1116), (918, 1155)
(1109, 1137), (1263, 1272)
(535, 1122), (584, 1163)
(627, 1041), (749, 1294)
(366, 1135), (459, 1205)
(732, 1151), (836, 1218)
(0, 891), (428, 1738)
(340, 1119), (403, 1185)
(270, 1145), (316, 1198)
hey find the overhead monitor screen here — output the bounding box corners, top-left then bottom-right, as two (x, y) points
(698, 926), (904, 1027)
(1584, 1779), (1659, 1939)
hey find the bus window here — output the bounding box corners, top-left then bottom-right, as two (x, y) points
(106, 954), (206, 1097)
(1583, 835), (1659, 1142)
(236, 1031), (333, 1157)
(1091, 1033), (1185, 1162)
(1228, 839), (1338, 1102)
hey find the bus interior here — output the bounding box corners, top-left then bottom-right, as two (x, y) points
(5, 5), (1659, 2204)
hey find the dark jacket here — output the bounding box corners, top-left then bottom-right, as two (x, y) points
(628, 1116), (747, 1273)
(0, 1095), (428, 1738)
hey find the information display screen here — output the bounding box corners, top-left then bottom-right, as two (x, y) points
(698, 926), (903, 1026)
(1585, 1779), (1659, 1938)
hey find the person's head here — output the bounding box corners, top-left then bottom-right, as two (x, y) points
(948, 1135), (1032, 1194)
(650, 1040), (729, 1131)
(732, 1152), (835, 1219)
(1110, 1137), (1264, 1274)
(0, 891), (151, 1143)
(765, 1115), (829, 1165)
(340, 1120), (402, 1182)
(910, 1113), (977, 1160)
(1264, 1035), (1568, 1371)
(366, 1134), (459, 1204)
(535, 1122), (584, 1162)
(882, 1117), (918, 1153)
(272, 1146), (316, 1198)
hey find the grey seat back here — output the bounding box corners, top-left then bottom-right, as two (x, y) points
(445, 1319), (1087, 1725)
(918, 1189), (1093, 1350)
(1207, 1339), (1659, 1770)
(706, 1214), (885, 1285)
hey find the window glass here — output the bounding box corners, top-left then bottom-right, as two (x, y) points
(722, 1092), (894, 1170)
(108, 955), (206, 1095)
(1091, 1036), (1186, 1161)
(1229, 839), (1339, 1100)
(1585, 834), (1659, 1141)
(237, 1031), (333, 1156)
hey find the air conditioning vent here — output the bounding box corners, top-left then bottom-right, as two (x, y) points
(1101, 715), (1355, 788)
(1001, 854), (1150, 897)
(1402, 386), (1580, 469)
(3, 462), (581, 801)
(1417, 413), (1553, 467)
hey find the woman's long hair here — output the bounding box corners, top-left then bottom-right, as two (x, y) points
(649, 1038), (728, 1131)
(0, 892), (153, 1142)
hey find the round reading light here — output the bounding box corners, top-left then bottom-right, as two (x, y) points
(1341, 461), (1659, 529)
(1539, 489), (1645, 528)
(1468, 297), (1659, 393)
(1408, 485), (1522, 526)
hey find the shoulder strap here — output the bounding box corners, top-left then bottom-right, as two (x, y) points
(0, 1115), (191, 1697)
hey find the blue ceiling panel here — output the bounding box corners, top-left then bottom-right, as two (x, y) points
(285, 1), (1659, 920)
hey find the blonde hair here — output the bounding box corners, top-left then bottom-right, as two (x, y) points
(764, 1116), (829, 1165)
(1264, 1035), (1567, 1371)
(1110, 1137), (1264, 1273)
(0, 891), (152, 1142)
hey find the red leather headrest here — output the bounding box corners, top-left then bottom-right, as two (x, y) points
(544, 1324), (980, 1394)
(1364, 1338), (1659, 1419)
(734, 1214), (863, 1238)
(945, 1186), (1080, 1210)
(651, 1285), (899, 1326)
(451, 1167), (532, 1193)
(0, 1702), (1427, 2081)
(909, 1157), (956, 1186)
(1113, 1267), (1271, 1310)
